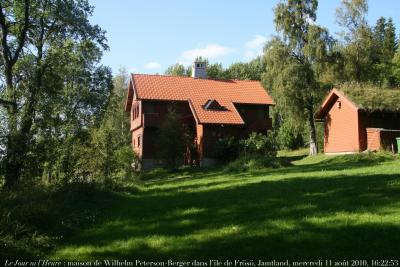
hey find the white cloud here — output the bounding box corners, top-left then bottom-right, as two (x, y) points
(180, 44), (234, 62)
(144, 62), (161, 69)
(244, 35), (268, 60)
(245, 35), (267, 49)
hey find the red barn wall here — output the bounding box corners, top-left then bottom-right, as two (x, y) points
(131, 128), (144, 157)
(324, 96), (360, 153)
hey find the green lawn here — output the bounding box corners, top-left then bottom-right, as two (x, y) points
(49, 152), (400, 260)
(48, 151), (400, 260)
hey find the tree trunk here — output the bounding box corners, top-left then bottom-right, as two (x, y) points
(4, 84), (37, 188)
(4, 136), (22, 188)
(4, 103), (35, 188)
(3, 84), (20, 188)
(308, 109), (318, 156)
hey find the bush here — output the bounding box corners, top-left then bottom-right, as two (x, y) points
(240, 132), (277, 158)
(223, 132), (279, 172)
(224, 155), (281, 172)
(0, 182), (114, 259)
(214, 136), (240, 163)
(277, 120), (304, 150)
(157, 106), (191, 169)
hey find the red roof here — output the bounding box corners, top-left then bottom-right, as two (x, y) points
(126, 74), (274, 125)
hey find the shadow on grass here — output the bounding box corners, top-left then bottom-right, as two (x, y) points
(2, 154), (399, 260)
(53, 170), (400, 260)
(278, 153), (309, 166)
(0, 183), (116, 260)
(142, 153), (397, 196)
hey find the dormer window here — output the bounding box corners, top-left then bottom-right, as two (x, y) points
(203, 99), (226, 111)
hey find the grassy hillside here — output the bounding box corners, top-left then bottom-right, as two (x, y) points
(1, 151), (400, 260)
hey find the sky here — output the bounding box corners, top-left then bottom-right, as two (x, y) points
(88, 0), (400, 75)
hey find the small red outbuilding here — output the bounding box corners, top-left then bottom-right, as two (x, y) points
(315, 87), (400, 154)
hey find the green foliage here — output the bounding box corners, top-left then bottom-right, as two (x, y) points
(0, 0), (111, 187)
(336, 0), (368, 34)
(240, 132), (277, 158)
(372, 18), (398, 86)
(215, 133), (277, 166)
(1, 150), (399, 259)
(206, 62), (226, 79)
(392, 51), (400, 86)
(165, 56), (266, 81)
(214, 136), (240, 163)
(0, 182), (117, 259)
(277, 119), (305, 150)
(221, 132), (278, 172)
(224, 155), (281, 172)
(86, 69), (137, 183)
(338, 82), (400, 112)
(335, 0), (399, 86)
(157, 106), (189, 169)
(164, 63), (191, 77)
(226, 57), (266, 80)
(265, 0), (334, 155)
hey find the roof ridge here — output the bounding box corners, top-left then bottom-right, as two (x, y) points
(131, 73), (261, 82)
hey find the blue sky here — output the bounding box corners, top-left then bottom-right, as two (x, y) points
(88, 0), (400, 75)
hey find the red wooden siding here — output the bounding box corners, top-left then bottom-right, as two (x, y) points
(324, 95), (360, 153)
(366, 128), (381, 151)
(317, 88), (400, 154)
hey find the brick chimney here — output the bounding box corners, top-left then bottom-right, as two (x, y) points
(192, 61), (207, 79)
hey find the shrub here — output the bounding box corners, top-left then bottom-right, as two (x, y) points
(277, 120), (304, 150)
(157, 106), (190, 169)
(0, 182), (114, 259)
(214, 136), (240, 163)
(240, 132), (277, 158)
(224, 155), (281, 173)
(223, 132), (279, 172)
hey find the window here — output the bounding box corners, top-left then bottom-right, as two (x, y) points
(197, 63), (200, 68)
(132, 103), (140, 119)
(138, 135), (141, 147)
(203, 99), (225, 111)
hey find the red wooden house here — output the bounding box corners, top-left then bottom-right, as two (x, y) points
(125, 62), (274, 168)
(315, 87), (400, 154)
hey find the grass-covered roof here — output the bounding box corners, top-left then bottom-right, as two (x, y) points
(338, 83), (400, 112)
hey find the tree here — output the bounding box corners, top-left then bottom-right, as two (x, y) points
(264, 0), (333, 156)
(336, 0), (368, 36)
(226, 57), (265, 80)
(0, 0), (109, 187)
(90, 68), (135, 182)
(335, 0), (376, 82)
(206, 62), (225, 79)
(383, 18), (397, 62)
(392, 48), (400, 86)
(165, 63), (190, 77)
(372, 17), (398, 85)
(157, 106), (188, 169)
(25, 39), (113, 183)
